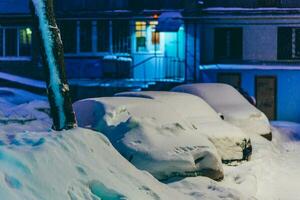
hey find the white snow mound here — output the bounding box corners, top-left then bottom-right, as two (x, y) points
(74, 97), (224, 181)
(0, 128), (192, 200)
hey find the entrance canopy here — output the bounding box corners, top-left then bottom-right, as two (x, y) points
(155, 11), (183, 32)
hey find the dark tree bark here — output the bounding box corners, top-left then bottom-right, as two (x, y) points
(30, 0), (77, 131)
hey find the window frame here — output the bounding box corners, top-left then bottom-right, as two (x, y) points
(61, 19), (131, 57)
(0, 26), (32, 61)
(214, 27), (243, 62)
(134, 20), (163, 54)
(277, 27), (300, 60)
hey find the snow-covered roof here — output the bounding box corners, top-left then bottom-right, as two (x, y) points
(202, 7), (300, 15)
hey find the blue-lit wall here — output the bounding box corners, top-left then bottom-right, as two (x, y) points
(200, 69), (300, 122)
(132, 27), (185, 80)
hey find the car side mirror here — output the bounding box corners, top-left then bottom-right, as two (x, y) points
(218, 113), (224, 120)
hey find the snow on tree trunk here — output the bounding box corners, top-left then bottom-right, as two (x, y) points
(30, 0), (77, 131)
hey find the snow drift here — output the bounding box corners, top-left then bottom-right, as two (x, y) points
(0, 128), (194, 200)
(116, 91), (252, 162)
(0, 88), (51, 133)
(74, 97), (224, 181)
(172, 84), (272, 140)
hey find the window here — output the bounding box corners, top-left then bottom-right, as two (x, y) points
(278, 27), (300, 60)
(150, 21), (160, 45)
(0, 27), (32, 58)
(214, 28), (243, 61)
(0, 30), (2, 56)
(135, 21), (161, 52)
(97, 20), (110, 52)
(5, 29), (17, 56)
(19, 28), (32, 56)
(59, 20), (77, 53)
(136, 21), (147, 52)
(256, 0), (280, 7)
(80, 21), (92, 52)
(113, 20), (131, 53)
(59, 19), (132, 55)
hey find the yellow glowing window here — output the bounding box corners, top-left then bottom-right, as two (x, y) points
(136, 21), (147, 51)
(19, 27), (32, 56)
(150, 21), (160, 45)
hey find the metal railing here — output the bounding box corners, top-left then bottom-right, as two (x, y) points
(131, 55), (185, 82)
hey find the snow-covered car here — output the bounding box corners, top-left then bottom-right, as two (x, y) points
(172, 83), (272, 140)
(74, 97), (224, 181)
(115, 91), (252, 162)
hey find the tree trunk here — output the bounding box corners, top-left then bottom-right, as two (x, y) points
(30, 0), (77, 131)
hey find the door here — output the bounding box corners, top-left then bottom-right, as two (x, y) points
(255, 76), (277, 120)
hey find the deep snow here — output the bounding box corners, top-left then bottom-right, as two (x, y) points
(0, 88), (299, 199)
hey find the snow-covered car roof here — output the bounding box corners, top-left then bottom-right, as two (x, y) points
(172, 83), (271, 137)
(115, 91), (220, 122)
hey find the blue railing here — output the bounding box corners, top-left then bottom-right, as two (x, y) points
(131, 55), (185, 82)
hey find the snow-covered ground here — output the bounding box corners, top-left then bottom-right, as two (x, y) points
(0, 87), (299, 199)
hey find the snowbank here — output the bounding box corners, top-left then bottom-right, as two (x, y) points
(0, 87), (47, 105)
(74, 97), (224, 181)
(172, 84), (271, 139)
(0, 128), (193, 200)
(0, 88), (51, 133)
(116, 91), (252, 161)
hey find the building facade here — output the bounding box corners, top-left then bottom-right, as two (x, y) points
(0, 0), (203, 84)
(199, 0), (300, 122)
(3, 0), (300, 122)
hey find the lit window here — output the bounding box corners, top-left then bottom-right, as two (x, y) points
(19, 28), (32, 56)
(135, 21), (161, 52)
(136, 21), (147, 52)
(150, 21), (160, 45)
(0, 27), (32, 58)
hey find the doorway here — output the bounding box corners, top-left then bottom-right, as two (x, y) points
(255, 76), (277, 120)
